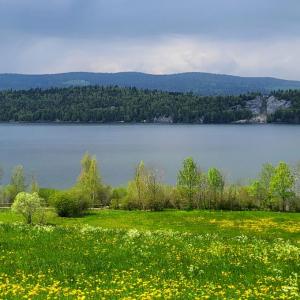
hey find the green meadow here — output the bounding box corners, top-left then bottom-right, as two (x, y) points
(0, 209), (299, 299)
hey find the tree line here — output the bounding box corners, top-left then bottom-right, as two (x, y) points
(1, 154), (299, 224)
(0, 86), (254, 123)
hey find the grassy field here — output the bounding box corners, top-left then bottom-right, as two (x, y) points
(0, 209), (299, 299)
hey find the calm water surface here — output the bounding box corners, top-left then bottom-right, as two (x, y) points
(0, 124), (300, 188)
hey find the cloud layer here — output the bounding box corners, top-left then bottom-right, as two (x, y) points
(0, 0), (300, 79)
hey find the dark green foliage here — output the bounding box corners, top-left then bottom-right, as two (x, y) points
(50, 189), (90, 217)
(0, 85), (253, 123)
(39, 188), (58, 205)
(110, 187), (128, 209)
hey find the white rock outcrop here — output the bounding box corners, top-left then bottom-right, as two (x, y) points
(266, 96), (291, 115)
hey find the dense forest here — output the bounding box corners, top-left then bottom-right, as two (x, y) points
(0, 85), (254, 123)
(1, 85), (300, 123)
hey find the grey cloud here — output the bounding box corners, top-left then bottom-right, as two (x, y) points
(1, 35), (300, 80)
(0, 0), (300, 78)
(0, 0), (299, 40)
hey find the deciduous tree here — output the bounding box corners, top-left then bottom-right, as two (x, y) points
(12, 192), (44, 224)
(270, 162), (295, 211)
(177, 157), (201, 209)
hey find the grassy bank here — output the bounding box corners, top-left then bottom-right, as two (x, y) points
(0, 210), (299, 299)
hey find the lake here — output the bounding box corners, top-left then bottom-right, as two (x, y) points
(0, 123), (300, 188)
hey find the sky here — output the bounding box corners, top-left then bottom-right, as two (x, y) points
(0, 0), (300, 79)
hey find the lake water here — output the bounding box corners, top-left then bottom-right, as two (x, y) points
(0, 124), (300, 188)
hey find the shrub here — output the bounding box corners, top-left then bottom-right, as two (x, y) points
(125, 164), (167, 211)
(39, 188), (58, 205)
(11, 192), (45, 224)
(2, 185), (18, 204)
(96, 185), (112, 207)
(110, 187), (127, 209)
(51, 188), (90, 217)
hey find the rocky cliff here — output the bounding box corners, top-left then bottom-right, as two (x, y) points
(244, 95), (291, 123)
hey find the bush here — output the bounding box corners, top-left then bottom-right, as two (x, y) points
(51, 188), (90, 217)
(96, 185), (112, 207)
(39, 188), (58, 205)
(11, 192), (45, 224)
(110, 187), (127, 209)
(288, 196), (300, 212)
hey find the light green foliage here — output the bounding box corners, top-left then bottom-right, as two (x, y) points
(38, 188), (58, 205)
(259, 163), (275, 190)
(207, 167), (224, 191)
(29, 174), (39, 194)
(10, 165), (26, 198)
(177, 157), (201, 209)
(2, 158), (300, 213)
(258, 163), (275, 207)
(247, 163), (277, 210)
(0, 187), (4, 206)
(0, 167), (3, 205)
(77, 152), (103, 206)
(134, 161), (147, 209)
(124, 162), (165, 211)
(248, 180), (264, 207)
(0, 166), (3, 184)
(270, 161), (295, 211)
(248, 180), (261, 197)
(0, 185), (16, 205)
(207, 167), (224, 208)
(196, 172), (208, 208)
(11, 192), (44, 224)
(124, 161), (148, 210)
(110, 187), (128, 209)
(144, 168), (165, 211)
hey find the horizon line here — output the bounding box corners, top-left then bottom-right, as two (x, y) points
(0, 71), (299, 82)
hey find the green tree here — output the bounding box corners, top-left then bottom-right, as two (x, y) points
(12, 192), (44, 224)
(145, 168), (165, 211)
(0, 166), (3, 184)
(77, 153), (103, 206)
(133, 161), (148, 209)
(247, 180), (264, 208)
(10, 165), (26, 198)
(259, 163), (275, 207)
(207, 167), (224, 209)
(270, 162), (295, 211)
(260, 163), (275, 190)
(125, 162), (165, 210)
(177, 157), (200, 209)
(30, 174), (39, 194)
(0, 166), (3, 205)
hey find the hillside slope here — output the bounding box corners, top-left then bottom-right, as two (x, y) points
(1, 72), (300, 95)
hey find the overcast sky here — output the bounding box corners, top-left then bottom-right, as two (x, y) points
(0, 0), (300, 79)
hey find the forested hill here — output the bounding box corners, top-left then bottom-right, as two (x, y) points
(0, 86), (253, 123)
(1, 72), (300, 95)
(1, 85), (300, 124)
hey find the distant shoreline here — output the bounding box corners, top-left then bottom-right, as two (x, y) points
(0, 121), (293, 126)
(0, 121), (286, 126)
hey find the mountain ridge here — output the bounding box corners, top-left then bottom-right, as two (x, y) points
(1, 71), (300, 95)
